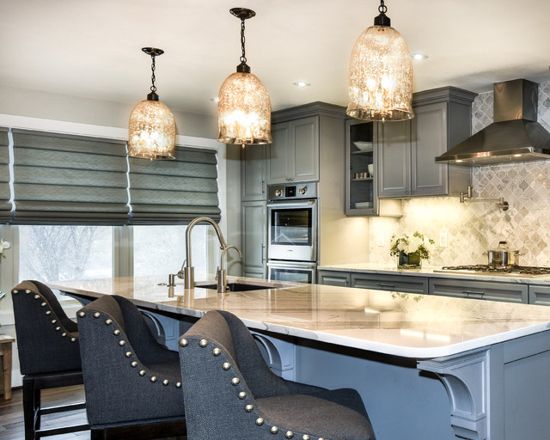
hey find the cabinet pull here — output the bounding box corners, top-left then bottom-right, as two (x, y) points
(261, 180), (265, 194)
(377, 283), (396, 289)
(261, 244), (265, 264)
(463, 290), (485, 297)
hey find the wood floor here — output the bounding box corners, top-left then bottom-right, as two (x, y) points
(0, 386), (183, 439)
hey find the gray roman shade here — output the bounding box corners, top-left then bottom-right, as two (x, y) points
(129, 146), (220, 224)
(12, 129), (129, 224)
(0, 128), (11, 222)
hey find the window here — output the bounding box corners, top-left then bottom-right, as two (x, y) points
(133, 225), (215, 281)
(18, 225), (113, 282)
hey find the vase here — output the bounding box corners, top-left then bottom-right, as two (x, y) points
(398, 251), (422, 269)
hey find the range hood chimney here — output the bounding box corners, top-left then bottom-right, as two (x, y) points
(436, 79), (550, 166)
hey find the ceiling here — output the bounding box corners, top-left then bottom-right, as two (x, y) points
(2, 0), (550, 116)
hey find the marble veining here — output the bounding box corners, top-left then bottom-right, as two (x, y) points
(318, 263), (550, 285)
(52, 276), (550, 359)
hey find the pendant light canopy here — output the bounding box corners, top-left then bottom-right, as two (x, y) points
(128, 47), (176, 160)
(347, 0), (413, 122)
(217, 8), (272, 146)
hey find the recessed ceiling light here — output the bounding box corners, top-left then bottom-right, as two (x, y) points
(412, 53), (428, 61)
(293, 80), (311, 88)
(210, 97), (220, 103)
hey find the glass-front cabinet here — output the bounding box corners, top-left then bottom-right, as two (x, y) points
(345, 120), (378, 216)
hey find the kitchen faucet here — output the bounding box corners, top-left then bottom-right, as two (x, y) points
(169, 216), (240, 293)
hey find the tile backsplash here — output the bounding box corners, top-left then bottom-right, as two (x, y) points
(369, 80), (550, 267)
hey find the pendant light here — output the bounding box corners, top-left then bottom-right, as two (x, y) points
(217, 8), (272, 146)
(128, 47), (176, 160)
(347, 0), (413, 121)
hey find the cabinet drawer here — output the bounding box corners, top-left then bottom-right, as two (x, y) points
(351, 273), (428, 294)
(429, 279), (528, 303)
(318, 271), (351, 288)
(529, 285), (550, 306)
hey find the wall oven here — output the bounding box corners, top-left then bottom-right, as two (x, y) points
(267, 182), (318, 283)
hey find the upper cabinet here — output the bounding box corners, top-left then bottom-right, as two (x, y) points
(241, 145), (267, 201)
(378, 87), (476, 198)
(268, 116), (319, 184)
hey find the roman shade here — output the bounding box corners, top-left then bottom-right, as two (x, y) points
(11, 129), (129, 224)
(129, 146), (220, 224)
(0, 128), (11, 222)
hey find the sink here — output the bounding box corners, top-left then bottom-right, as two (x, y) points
(195, 282), (276, 292)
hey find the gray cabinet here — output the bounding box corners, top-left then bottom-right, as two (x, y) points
(378, 87), (476, 198)
(429, 279), (528, 303)
(351, 273), (429, 294)
(318, 270), (351, 287)
(528, 285), (550, 306)
(267, 116), (319, 184)
(241, 201), (267, 278)
(378, 121), (411, 198)
(241, 145), (267, 201)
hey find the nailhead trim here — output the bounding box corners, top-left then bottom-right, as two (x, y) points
(70, 337), (77, 343)
(139, 370), (146, 376)
(131, 361), (138, 368)
(105, 319), (112, 325)
(180, 338), (188, 347)
(285, 432), (294, 439)
(25, 289), (31, 294)
(162, 379), (169, 386)
(41, 302), (46, 307)
(78, 311), (86, 318)
(150, 376), (157, 383)
(34, 294), (40, 300)
(45, 310), (51, 316)
(222, 362), (231, 370)
(199, 338), (208, 347)
(113, 329), (120, 336)
(176, 382), (182, 388)
(256, 418), (264, 426)
(55, 326), (61, 332)
(51, 319), (57, 324)
(125, 351), (132, 358)
(270, 426), (279, 434)
(231, 377), (240, 385)
(12, 290), (18, 294)
(213, 347), (221, 356)
(93, 312), (100, 318)
(245, 404), (254, 412)
(238, 391), (247, 400)
(302, 435), (310, 440)
(118, 340), (126, 346)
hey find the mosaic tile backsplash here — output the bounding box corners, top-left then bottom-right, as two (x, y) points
(369, 80), (550, 267)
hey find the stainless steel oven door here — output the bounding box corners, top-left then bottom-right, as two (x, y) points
(267, 199), (318, 262)
(267, 261), (317, 284)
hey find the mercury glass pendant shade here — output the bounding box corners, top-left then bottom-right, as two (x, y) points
(128, 47), (177, 160)
(128, 99), (176, 159)
(347, 18), (413, 121)
(217, 71), (272, 145)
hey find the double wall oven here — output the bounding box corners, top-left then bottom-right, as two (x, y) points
(267, 182), (318, 284)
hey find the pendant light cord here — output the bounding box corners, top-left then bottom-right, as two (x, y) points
(378, 0), (387, 14)
(240, 18), (247, 65)
(150, 55), (157, 94)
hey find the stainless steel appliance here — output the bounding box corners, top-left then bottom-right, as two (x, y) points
(267, 182), (318, 283)
(436, 265), (550, 277)
(436, 79), (550, 166)
(267, 261), (317, 284)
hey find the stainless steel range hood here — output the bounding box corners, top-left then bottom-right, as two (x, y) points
(436, 79), (550, 166)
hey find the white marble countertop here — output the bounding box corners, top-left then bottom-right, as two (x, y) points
(51, 276), (550, 360)
(318, 262), (550, 285)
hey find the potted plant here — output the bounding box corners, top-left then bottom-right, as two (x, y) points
(390, 232), (434, 269)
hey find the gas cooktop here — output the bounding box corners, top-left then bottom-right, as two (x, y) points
(437, 265), (550, 277)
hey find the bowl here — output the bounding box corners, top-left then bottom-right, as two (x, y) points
(353, 141), (374, 152)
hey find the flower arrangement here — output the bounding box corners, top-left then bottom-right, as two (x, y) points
(390, 232), (434, 268)
(0, 238), (10, 260)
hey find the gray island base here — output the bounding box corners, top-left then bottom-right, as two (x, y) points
(52, 277), (550, 440)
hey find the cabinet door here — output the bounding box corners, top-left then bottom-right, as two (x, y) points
(289, 116), (319, 182)
(351, 273), (428, 294)
(429, 279), (528, 303)
(412, 102), (449, 196)
(529, 285), (550, 306)
(318, 270), (351, 287)
(378, 121), (411, 198)
(241, 145), (267, 201)
(242, 201), (267, 277)
(267, 122), (290, 184)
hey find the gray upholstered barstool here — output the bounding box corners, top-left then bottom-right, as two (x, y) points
(11, 280), (88, 440)
(178, 310), (376, 440)
(77, 295), (185, 439)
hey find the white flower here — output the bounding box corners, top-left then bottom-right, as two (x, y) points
(397, 241), (407, 252)
(408, 236), (423, 253)
(1, 240), (10, 250)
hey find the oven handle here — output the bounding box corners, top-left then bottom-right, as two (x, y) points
(267, 200), (316, 209)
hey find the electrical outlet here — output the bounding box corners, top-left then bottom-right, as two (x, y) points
(439, 230), (448, 248)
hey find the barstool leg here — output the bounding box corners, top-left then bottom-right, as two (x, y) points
(22, 376), (37, 440)
(91, 429), (105, 440)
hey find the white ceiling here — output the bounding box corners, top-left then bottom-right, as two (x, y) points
(2, 0), (550, 116)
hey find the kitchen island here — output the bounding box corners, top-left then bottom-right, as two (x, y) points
(52, 277), (550, 440)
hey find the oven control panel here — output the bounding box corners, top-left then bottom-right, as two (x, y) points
(268, 182), (317, 201)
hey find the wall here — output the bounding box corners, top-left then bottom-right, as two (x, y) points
(0, 85), (218, 139)
(368, 80), (550, 267)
